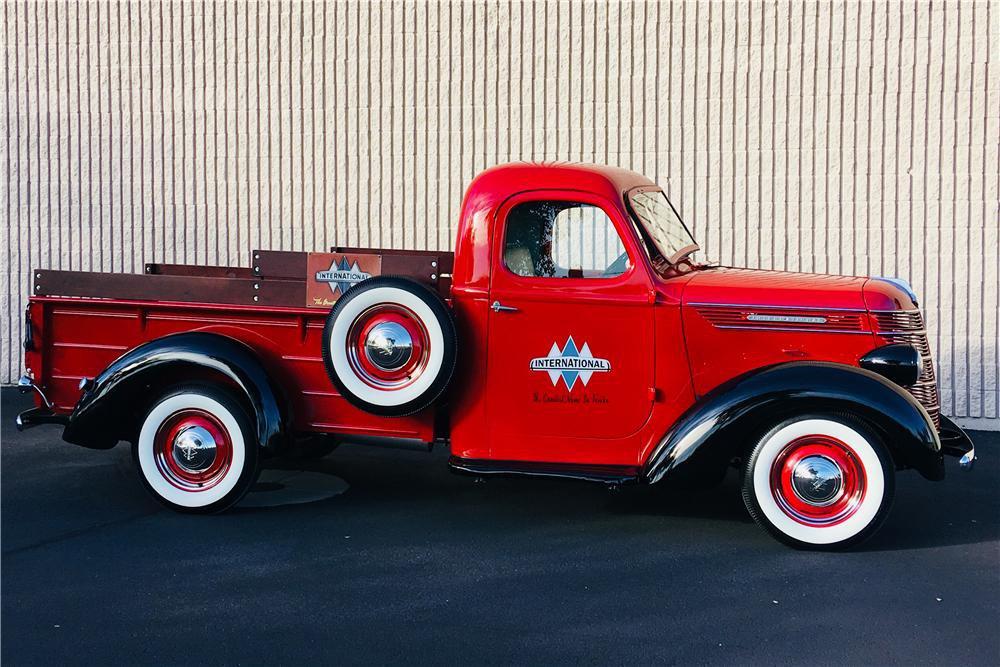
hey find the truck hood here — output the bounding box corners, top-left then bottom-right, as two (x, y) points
(682, 267), (871, 310)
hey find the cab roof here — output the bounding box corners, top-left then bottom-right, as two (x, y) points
(462, 162), (657, 209)
(453, 163), (661, 289)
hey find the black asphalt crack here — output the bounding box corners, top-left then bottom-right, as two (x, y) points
(2, 509), (162, 557)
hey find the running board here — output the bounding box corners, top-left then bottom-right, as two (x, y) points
(448, 456), (639, 485)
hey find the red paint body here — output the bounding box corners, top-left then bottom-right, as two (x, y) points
(24, 163), (930, 468)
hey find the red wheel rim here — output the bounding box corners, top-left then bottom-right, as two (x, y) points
(769, 434), (867, 526)
(346, 304), (428, 390)
(153, 409), (234, 492)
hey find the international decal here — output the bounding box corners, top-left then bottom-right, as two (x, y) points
(529, 336), (611, 390)
(316, 258), (372, 295)
(305, 252), (382, 308)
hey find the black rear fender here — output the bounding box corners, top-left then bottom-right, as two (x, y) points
(63, 332), (287, 453)
(644, 362), (943, 485)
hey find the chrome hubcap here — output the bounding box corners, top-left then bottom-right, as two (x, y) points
(172, 425), (218, 472)
(364, 321), (413, 370)
(790, 455), (843, 506)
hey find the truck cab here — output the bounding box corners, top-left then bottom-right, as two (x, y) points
(450, 165), (678, 470)
(16, 162), (975, 549)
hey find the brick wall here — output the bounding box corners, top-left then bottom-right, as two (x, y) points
(2, 1), (997, 428)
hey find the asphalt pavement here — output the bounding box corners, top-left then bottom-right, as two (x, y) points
(2, 388), (998, 665)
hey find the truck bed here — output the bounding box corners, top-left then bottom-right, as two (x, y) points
(25, 247), (455, 443)
(33, 247), (453, 307)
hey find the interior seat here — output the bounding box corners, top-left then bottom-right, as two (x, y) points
(505, 246), (536, 277)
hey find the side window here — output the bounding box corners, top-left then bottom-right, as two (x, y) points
(503, 201), (629, 279)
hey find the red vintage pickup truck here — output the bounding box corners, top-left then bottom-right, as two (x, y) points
(17, 162), (975, 549)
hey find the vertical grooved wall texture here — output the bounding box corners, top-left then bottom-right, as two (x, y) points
(2, 1), (998, 428)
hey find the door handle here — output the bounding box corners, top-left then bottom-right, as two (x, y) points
(490, 300), (518, 313)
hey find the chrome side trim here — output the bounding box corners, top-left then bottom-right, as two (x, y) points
(746, 313), (828, 324)
(710, 325), (871, 335)
(688, 302), (868, 313)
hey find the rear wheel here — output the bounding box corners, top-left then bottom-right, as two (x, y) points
(133, 386), (260, 513)
(741, 415), (894, 550)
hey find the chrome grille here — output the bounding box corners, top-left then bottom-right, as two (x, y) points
(872, 310), (924, 332)
(872, 310), (941, 429)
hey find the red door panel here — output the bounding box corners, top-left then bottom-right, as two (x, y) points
(486, 190), (655, 465)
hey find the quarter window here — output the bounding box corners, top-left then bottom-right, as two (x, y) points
(503, 201), (629, 279)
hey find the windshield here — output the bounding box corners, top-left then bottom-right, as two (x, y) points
(628, 189), (699, 265)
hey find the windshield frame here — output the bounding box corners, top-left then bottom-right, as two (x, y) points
(624, 185), (700, 267)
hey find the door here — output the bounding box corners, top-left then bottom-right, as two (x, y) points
(486, 190), (655, 466)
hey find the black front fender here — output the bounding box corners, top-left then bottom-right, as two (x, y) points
(63, 332), (287, 453)
(644, 362), (943, 485)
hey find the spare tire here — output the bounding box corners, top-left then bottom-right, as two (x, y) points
(321, 276), (457, 417)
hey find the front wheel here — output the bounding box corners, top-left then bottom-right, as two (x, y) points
(133, 386), (260, 513)
(741, 415), (894, 550)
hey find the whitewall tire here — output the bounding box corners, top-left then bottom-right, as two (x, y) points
(742, 415), (894, 549)
(133, 386), (260, 513)
(322, 276), (457, 417)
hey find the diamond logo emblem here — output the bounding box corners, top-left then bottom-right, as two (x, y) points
(529, 336), (611, 390)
